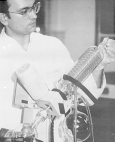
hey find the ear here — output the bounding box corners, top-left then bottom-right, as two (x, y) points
(0, 13), (8, 26)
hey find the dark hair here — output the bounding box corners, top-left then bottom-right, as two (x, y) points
(0, 0), (9, 13)
(0, 0), (11, 18)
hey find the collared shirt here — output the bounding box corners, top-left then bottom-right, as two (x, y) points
(0, 28), (105, 140)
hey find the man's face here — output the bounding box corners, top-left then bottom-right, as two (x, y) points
(6, 0), (37, 35)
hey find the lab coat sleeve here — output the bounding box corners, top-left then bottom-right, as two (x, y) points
(77, 72), (106, 106)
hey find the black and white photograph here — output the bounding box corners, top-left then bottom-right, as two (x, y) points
(0, 0), (115, 142)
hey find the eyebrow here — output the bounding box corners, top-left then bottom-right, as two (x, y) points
(17, 1), (37, 11)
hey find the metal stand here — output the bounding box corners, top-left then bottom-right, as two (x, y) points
(63, 75), (95, 142)
(73, 86), (78, 142)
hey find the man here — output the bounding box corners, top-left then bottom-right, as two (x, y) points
(0, 0), (115, 142)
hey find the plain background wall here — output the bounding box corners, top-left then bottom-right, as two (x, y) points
(45, 0), (96, 61)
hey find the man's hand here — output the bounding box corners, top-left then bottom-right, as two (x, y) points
(96, 37), (115, 70)
(93, 37), (115, 88)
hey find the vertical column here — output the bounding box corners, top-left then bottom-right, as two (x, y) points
(44, 0), (65, 41)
